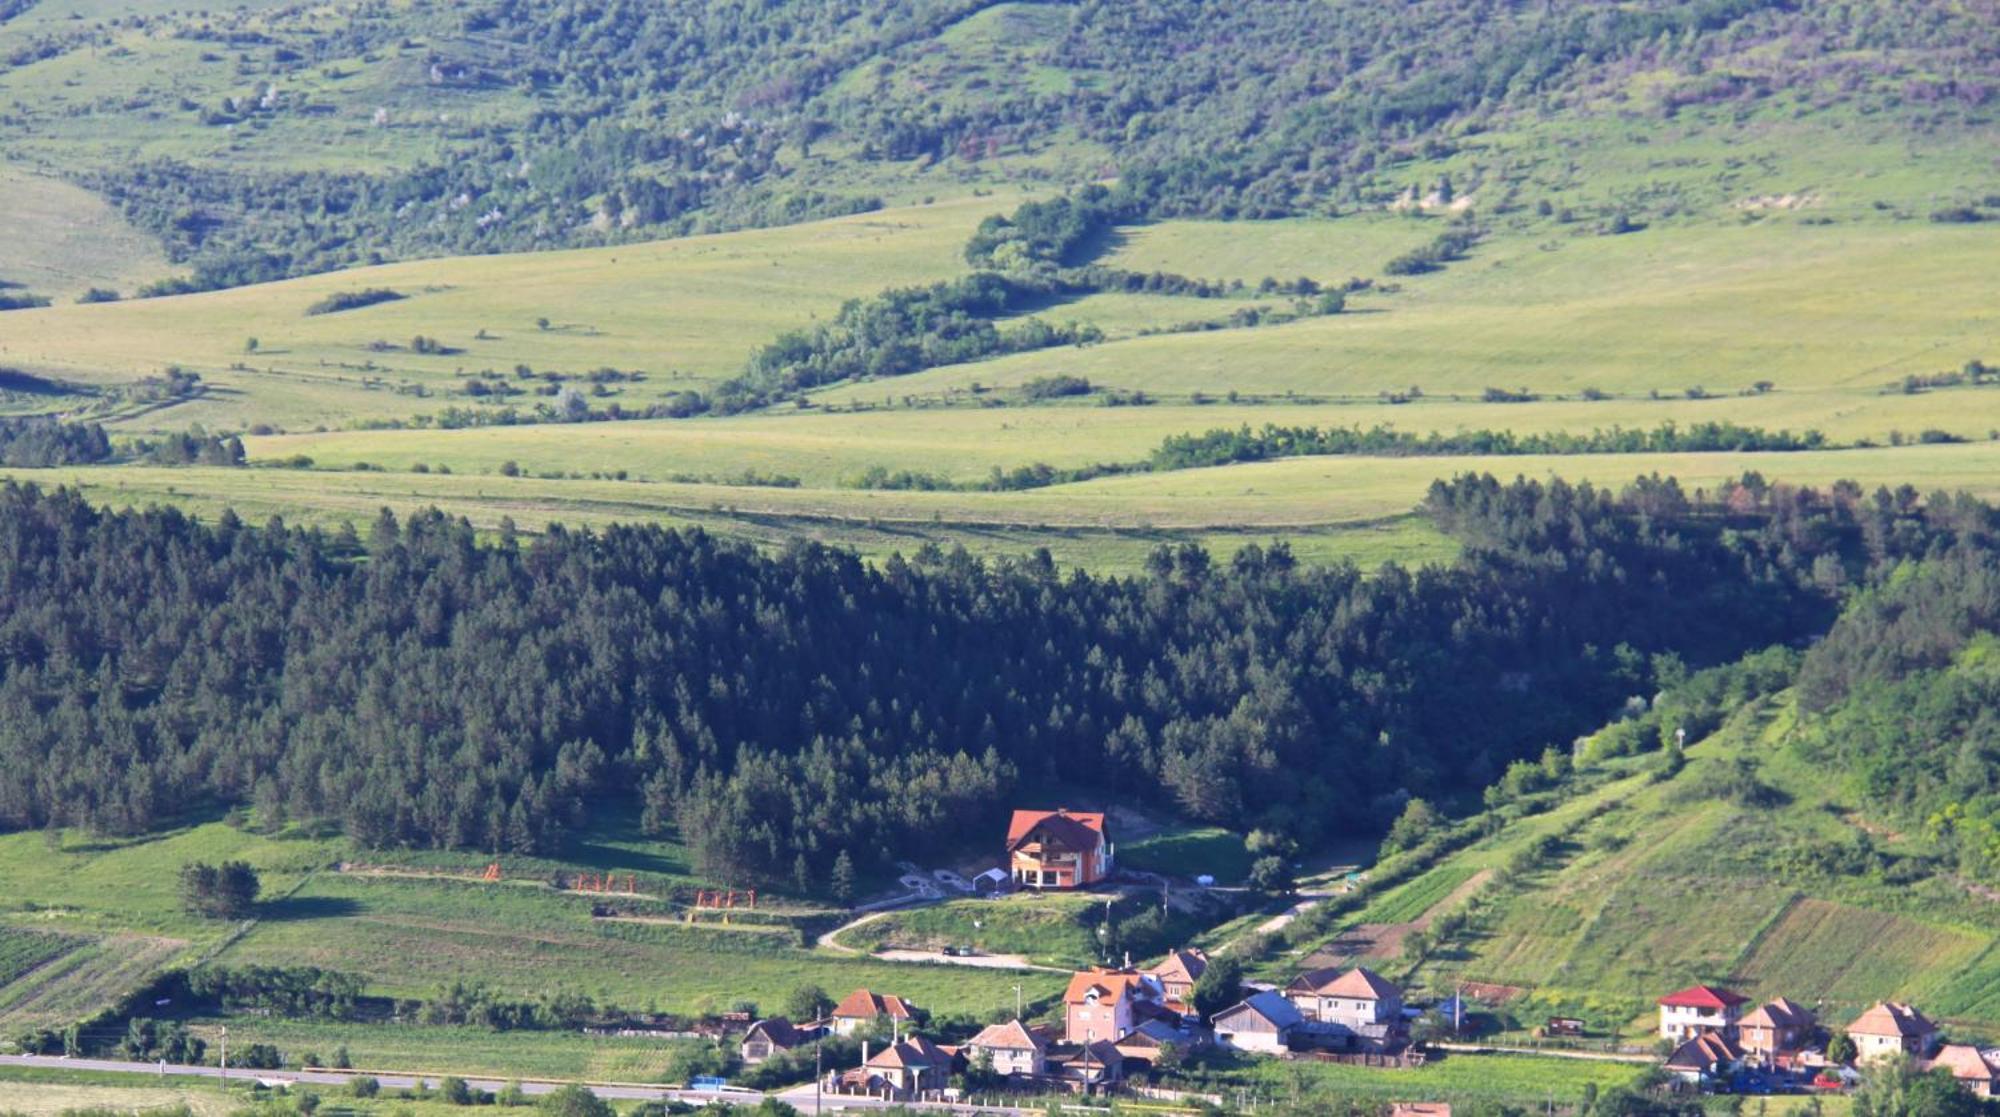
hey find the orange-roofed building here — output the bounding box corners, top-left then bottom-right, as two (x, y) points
(1008, 809), (1113, 889)
(1064, 967), (1151, 1044)
(1657, 984), (1749, 1041)
(831, 988), (918, 1036)
(1738, 997), (1815, 1065)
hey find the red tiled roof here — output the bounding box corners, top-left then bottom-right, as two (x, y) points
(833, 988), (916, 1020)
(1849, 1002), (1935, 1038)
(1741, 997), (1814, 1030)
(1064, 967), (1147, 1006)
(1658, 984), (1749, 1010)
(865, 1035), (950, 1070)
(1007, 809), (1107, 850)
(967, 1019), (1048, 1052)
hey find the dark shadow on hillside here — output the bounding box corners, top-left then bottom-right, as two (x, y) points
(259, 895), (363, 921)
(1065, 223), (1131, 267)
(0, 368), (86, 397)
(562, 840), (686, 876)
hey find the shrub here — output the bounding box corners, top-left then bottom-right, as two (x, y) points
(304, 288), (405, 316)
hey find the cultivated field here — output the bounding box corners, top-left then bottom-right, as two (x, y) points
(1298, 694), (2000, 1038)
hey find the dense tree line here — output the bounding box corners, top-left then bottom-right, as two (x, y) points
(0, 417), (112, 467)
(0, 473), (1985, 885)
(726, 272), (1102, 404)
(1151, 421), (1829, 470)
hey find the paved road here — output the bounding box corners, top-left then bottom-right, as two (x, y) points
(0, 1054), (1039, 1113)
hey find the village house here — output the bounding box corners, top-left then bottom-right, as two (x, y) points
(829, 988), (917, 1037)
(1063, 966), (1155, 1044)
(1656, 984), (1749, 1041)
(1925, 1045), (2000, 1098)
(1665, 1030), (1744, 1084)
(1737, 997), (1816, 1066)
(1212, 990), (1303, 1054)
(1113, 1017), (1188, 1071)
(1284, 966), (1404, 1051)
(1008, 808), (1114, 889)
(834, 1035), (956, 1101)
(739, 1016), (823, 1064)
(1847, 1002), (1938, 1063)
(1044, 1038), (1125, 1091)
(963, 1019), (1049, 1078)
(1149, 947), (1209, 1011)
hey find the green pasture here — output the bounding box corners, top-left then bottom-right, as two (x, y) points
(0, 164), (172, 300)
(834, 893), (1110, 968)
(216, 872), (1062, 1016)
(814, 219), (2000, 406)
(1213, 1047), (1648, 1108)
(174, 1016), (687, 1083)
(0, 193), (1023, 431)
(18, 438), (2000, 575)
(1116, 826), (1253, 885)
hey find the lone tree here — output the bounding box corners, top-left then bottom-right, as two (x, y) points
(1188, 953), (1245, 1022)
(178, 860), (260, 919)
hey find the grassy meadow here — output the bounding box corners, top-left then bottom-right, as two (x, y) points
(0, 193), (1025, 431)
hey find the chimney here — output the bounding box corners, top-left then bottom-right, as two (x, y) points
(862, 1040), (869, 1067)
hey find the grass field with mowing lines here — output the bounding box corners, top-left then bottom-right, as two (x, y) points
(1355, 865), (1479, 927)
(1731, 897), (1988, 1009)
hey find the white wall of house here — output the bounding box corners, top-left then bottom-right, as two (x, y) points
(1216, 1024), (1290, 1055)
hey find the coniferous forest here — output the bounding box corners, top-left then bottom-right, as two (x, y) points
(0, 474), (1988, 887)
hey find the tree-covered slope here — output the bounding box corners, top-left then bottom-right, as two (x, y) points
(2, 0), (1996, 294)
(0, 471), (1991, 889)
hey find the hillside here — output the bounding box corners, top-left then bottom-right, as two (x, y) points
(2, 0), (1996, 293)
(1272, 575), (2000, 1043)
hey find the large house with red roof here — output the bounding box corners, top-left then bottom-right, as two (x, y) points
(1063, 966), (1153, 1044)
(1657, 984), (1749, 1041)
(1008, 809), (1114, 889)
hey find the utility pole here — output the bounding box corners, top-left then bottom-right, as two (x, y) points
(219, 1026), (227, 1092)
(813, 1028), (822, 1117)
(1013, 982), (1023, 1021)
